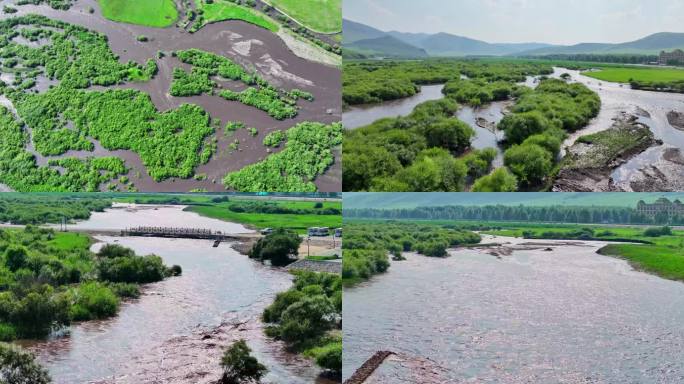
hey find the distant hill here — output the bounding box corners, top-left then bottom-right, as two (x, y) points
(517, 32), (684, 56)
(346, 35), (428, 58)
(343, 19), (554, 58)
(343, 19), (684, 59)
(390, 31), (553, 56)
(343, 19), (387, 45)
(343, 192), (684, 209)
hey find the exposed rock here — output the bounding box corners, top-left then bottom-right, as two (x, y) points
(553, 113), (660, 191)
(667, 110), (684, 131)
(627, 147), (684, 191)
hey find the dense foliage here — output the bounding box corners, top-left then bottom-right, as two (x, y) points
(343, 59), (552, 106)
(498, 78), (600, 188)
(0, 342), (51, 384)
(223, 122), (342, 192)
(342, 221), (481, 282)
(344, 99), (501, 191)
(0, 16), (220, 189)
(0, 227), (177, 341)
(171, 49), (311, 120)
(249, 228), (301, 266)
(263, 271), (341, 373)
(228, 200), (340, 216)
(345, 204), (684, 225)
(0, 195), (111, 224)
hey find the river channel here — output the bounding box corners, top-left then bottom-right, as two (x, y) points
(343, 235), (684, 383)
(19, 204), (331, 384)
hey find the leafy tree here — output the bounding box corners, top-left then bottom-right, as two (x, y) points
(472, 168), (518, 192)
(4, 246), (28, 272)
(249, 228), (302, 266)
(220, 340), (267, 384)
(504, 143), (553, 185)
(0, 343), (51, 384)
(499, 111), (549, 145)
(278, 295), (335, 343)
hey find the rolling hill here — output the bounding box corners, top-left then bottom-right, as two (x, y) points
(343, 192), (684, 209)
(343, 19), (554, 57)
(517, 32), (684, 56)
(346, 35), (428, 58)
(343, 19), (684, 59)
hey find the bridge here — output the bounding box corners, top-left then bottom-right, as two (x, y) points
(120, 226), (257, 245)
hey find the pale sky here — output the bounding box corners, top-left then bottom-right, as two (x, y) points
(344, 0), (684, 45)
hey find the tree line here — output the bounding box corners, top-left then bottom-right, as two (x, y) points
(345, 205), (684, 225)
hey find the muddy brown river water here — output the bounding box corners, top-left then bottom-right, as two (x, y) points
(343, 235), (684, 383)
(19, 204), (332, 384)
(0, 0), (341, 192)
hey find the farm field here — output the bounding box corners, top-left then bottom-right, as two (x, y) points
(97, 0), (178, 27)
(268, 0), (342, 33)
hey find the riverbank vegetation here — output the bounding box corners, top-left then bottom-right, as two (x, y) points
(97, 0), (179, 27)
(0, 342), (51, 383)
(498, 78), (600, 188)
(342, 59), (552, 106)
(0, 195), (111, 224)
(0, 228), (178, 342)
(342, 221), (480, 284)
(249, 228), (301, 266)
(343, 59), (601, 192)
(0, 16), (223, 190)
(263, 270), (342, 375)
(223, 122), (342, 192)
(171, 49), (309, 120)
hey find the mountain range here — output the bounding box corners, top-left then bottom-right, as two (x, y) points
(344, 19), (684, 58)
(343, 193), (684, 209)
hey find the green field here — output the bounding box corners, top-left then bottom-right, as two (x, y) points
(195, 0), (278, 31)
(97, 0), (178, 27)
(267, 0), (341, 33)
(185, 200), (341, 234)
(583, 67), (684, 83)
(47, 232), (92, 251)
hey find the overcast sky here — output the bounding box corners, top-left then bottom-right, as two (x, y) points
(344, 0), (684, 45)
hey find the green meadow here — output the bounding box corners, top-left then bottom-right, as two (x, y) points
(583, 66), (684, 83)
(267, 0), (341, 33)
(195, 0), (278, 31)
(186, 204), (341, 234)
(97, 0), (178, 27)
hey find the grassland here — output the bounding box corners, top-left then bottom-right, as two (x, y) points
(267, 0), (341, 33)
(97, 0), (178, 27)
(186, 200), (341, 234)
(47, 232), (92, 251)
(194, 0), (278, 31)
(583, 66), (684, 83)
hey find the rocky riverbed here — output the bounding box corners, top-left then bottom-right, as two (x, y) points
(553, 113), (661, 191)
